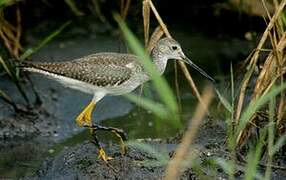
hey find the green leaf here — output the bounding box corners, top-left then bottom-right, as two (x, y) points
(244, 131), (265, 180)
(126, 140), (169, 163)
(215, 88), (232, 113)
(125, 93), (181, 128)
(0, 0), (21, 8)
(215, 158), (235, 176)
(64, 0), (84, 16)
(0, 56), (13, 78)
(20, 21), (71, 59)
(114, 14), (180, 127)
(236, 84), (286, 136)
(0, 88), (12, 103)
(271, 133), (286, 155)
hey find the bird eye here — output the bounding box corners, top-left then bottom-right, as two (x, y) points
(171, 45), (178, 50)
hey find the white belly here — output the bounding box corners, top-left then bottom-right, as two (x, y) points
(25, 67), (149, 96)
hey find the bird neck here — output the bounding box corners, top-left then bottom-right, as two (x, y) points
(151, 48), (169, 75)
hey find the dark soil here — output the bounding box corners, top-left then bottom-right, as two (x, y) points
(24, 121), (229, 180)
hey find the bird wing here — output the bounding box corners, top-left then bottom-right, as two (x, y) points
(24, 53), (141, 87)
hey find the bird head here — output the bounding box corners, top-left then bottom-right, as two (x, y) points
(155, 37), (215, 83)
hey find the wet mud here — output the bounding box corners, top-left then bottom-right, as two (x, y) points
(24, 121), (228, 180)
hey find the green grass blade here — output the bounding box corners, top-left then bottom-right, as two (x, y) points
(125, 93), (181, 128)
(271, 133), (286, 156)
(0, 0), (21, 8)
(0, 88), (12, 103)
(215, 88), (232, 113)
(126, 140), (169, 163)
(64, 0), (84, 16)
(215, 158), (235, 179)
(0, 56), (13, 78)
(125, 93), (168, 119)
(265, 97), (275, 180)
(236, 84), (286, 136)
(244, 131), (265, 180)
(230, 62), (235, 120)
(20, 21), (71, 60)
(0, 88), (19, 110)
(114, 14), (181, 128)
(282, 11), (286, 27)
(114, 14), (178, 116)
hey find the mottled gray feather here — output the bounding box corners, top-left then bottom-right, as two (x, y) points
(26, 53), (143, 87)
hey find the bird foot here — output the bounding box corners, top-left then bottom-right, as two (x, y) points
(98, 148), (114, 162)
(88, 124), (128, 162)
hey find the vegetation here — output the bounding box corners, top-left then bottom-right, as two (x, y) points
(118, 0), (286, 179)
(0, 0), (286, 179)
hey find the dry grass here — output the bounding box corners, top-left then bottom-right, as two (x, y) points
(140, 1), (218, 178)
(120, 0), (131, 20)
(164, 85), (214, 180)
(235, 0), (286, 147)
(142, 0), (206, 106)
(140, 0), (286, 178)
(0, 6), (22, 58)
(219, 0), (275, 17)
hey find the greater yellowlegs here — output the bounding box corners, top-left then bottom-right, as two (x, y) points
(21, 37), (215, 162)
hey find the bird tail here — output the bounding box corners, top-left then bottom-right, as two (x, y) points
(13, 59), (41, 72)
(3, 58), (51, 79)
(15, 60), (58, 77)
(0, 58), (30, 72)
(7, 58), (30, 68)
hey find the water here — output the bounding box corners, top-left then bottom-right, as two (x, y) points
(0, 94), (197, 178)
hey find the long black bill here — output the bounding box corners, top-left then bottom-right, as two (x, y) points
(182, 56), (216, 83)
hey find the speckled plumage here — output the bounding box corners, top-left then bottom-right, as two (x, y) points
(22, 37), (214, 98)
(26, 53), (144, 87)
(20, 37), (215, 162)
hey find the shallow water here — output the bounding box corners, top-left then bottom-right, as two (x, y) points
(0, 96), (197, 178)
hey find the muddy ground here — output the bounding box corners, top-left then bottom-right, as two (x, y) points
(2, 103), (229, 180)
(2, 105), (286, 179)
(24, 121), (228, 180)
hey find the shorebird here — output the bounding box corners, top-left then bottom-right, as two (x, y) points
(21, 37), (215, 162)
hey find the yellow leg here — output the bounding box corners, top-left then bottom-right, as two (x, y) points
(76, 101), (127, 162)
(90, 125), (128, 162)
(76, 101), (95, 127)
(98, 148), (114, 162)
(112, 130), (126, 155)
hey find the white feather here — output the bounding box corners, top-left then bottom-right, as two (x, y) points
(24, 67), (102, 95)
